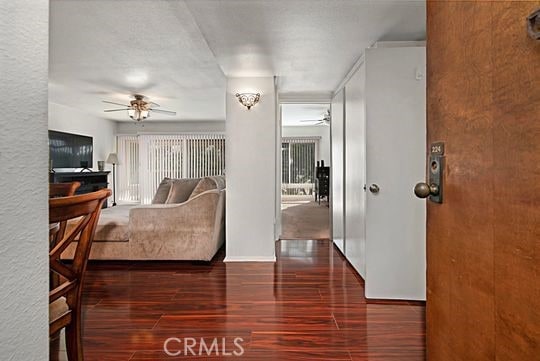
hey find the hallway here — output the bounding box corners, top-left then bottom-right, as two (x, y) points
(281, 198), (331, 240)
(51, 240), (425, 360)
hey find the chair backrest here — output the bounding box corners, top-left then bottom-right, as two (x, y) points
(49, 189), (111, 310)
(50, 182), (81, 198)
(50, 182), (82, 248)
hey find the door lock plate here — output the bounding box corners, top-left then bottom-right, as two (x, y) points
(428, 142), (444, 203)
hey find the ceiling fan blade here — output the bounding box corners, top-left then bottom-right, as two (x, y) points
(102, 100), (130, 107)
(149, 101), (161, 108)
(104, 109), (129, 112)
(151, 109), (176, 116)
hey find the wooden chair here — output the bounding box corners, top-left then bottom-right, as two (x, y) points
(50, 181), (81, 198)
(49, 189), (111, 361)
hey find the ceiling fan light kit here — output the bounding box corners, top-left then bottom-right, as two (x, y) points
(103, 94), (176, 122)
(128, 109), (149, 121)
(235, 92), (260, 110)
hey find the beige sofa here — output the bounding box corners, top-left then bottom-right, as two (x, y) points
(62, 176), (225, 261)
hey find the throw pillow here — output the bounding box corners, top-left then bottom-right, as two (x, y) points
(165, 178), (200, 204)
(152, 178), (172, 204)
(189, 177), (217, 199)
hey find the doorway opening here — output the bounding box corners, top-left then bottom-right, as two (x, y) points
(279, 103), (331, 240)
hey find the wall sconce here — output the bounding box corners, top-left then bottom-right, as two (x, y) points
(235, 93), (260, 110)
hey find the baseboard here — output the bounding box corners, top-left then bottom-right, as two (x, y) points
(330, 241), (366, 284)
(365, 297), (426, 305)
(223, 256), (276, 262)
(279, 237), (331, 241)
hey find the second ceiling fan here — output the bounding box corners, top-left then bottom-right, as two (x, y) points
(103, 94), (176, 122)
(299, 109), (331, 126)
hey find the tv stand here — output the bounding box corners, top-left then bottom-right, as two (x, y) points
(50, 171), (110, 208)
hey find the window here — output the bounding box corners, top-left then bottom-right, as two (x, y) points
(281, 137), (319, 196)
(117, 134), (225, 204)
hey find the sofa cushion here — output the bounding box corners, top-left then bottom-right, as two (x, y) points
(189, 177), (218, 199)
(93, 204), (133, 242)
(65, 204), (133, 243)
(152, 178), (172, 204)
(165, 178), (200, 204)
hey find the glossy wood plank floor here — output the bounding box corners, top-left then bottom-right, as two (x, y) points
(51, 240), (425, 360)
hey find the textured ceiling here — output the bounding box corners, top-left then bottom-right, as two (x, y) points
(185, 0), (426, 93)
(49, 0), (425, 122)
(49, 0), (226, 122)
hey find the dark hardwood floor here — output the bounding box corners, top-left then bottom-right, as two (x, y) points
(51, 240), (425, 360)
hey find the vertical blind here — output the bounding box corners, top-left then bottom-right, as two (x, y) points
(281, 137), (319, 196)
(117, 134), (225, 204)
(117, 135), (139, 202)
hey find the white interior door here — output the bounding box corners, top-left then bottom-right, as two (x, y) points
(344, 65), (367, 278)
(365, 45), (426, 300)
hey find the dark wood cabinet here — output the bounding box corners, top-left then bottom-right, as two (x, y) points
(315, 166), (330, 204)
(49, 171), (110, 207)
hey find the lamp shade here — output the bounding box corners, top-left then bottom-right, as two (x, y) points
(106, 153), (118, 164)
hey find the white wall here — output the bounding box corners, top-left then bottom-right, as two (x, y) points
(225, 77), (277, 261)
(116, 120), (225, 135)
(282, 125), (330, 166)
(344, 64), (367, 277)
(331, 89), (345, 253)
(49, 102), (116, 170)
(0, 0), (49, 359)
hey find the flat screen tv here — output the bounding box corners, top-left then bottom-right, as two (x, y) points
(49, 130), (93, 169)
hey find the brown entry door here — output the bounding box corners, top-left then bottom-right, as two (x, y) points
(427, 1), (540, 360)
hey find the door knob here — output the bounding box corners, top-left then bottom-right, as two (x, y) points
(414, 182), (439, 198)
(369, 184), (380, 194)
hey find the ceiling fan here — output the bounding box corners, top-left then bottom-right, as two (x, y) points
(299, 109), (331, 126)
(103, 94), (176, 121)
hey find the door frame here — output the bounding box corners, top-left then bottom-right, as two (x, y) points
(277, 100), (332, 240)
